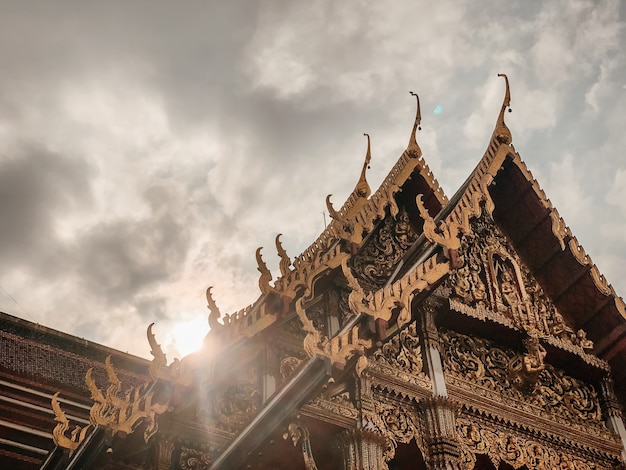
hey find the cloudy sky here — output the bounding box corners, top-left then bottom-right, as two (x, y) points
(1, 1), (625, 360)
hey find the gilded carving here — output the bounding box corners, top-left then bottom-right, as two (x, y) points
(360, 399), (422, 469)
(52, 354), (170, 454)
(457, 417), (614, 470)
(352, 209), (418, 291)
(342, 257), (398, 322)
(449, 210), (596, 352)
(179, 447), (213, 470)
(369, 320), (430, 389)
(494, 74), (512, 145)
(207, 366), (261, 432)
(86, 356), (169, 441)
(206, 286), (224, 333)
(285, 422), (319, 470)
(416, 194), (461, 255)
(307, 391), (359, 421)
(271, 94), (447, 322)
(407, 91), (422, 159)
(276, 233), (292, 277)
(256, 247), (274, 295)
(441, 330), (604, 434)
(508, 335), (546, 392)
(280, 356), (303, 382)
(295, 296), (372, 369)
(51, 392), (91, 455)
(147, 322), (170, 380)
(339, 429), (396, 470)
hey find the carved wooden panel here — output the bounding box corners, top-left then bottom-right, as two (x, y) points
(352, 209), (418, 291)
(457, 416), (620, 470)
(448, 211), (594, 352)
(368, 320), (431, 391)
(441, 330), (607, 436)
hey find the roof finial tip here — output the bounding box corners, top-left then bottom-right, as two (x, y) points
(495, 74), (513, 144)
(406, 92), (422, 157)
(409, 91), (422, 131)
(497, 73), (511, 111)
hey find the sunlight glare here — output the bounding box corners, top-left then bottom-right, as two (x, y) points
(165, 317), (209, 359)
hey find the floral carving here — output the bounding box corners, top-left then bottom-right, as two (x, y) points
(449, 211), (594, 351)
(457, 417), (617, 470)
(285, 422), (319, 470)
(441, 330), (605, 434)
(307, 391), (358, 420)
(280, 356), (303, 382)
(369, 320), (431, 389)
(352, 209), (418, 291)
(202, 366), (261, 432)
(179, 447), (213, 470)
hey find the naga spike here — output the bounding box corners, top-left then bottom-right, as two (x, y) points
(256, 247), (273, 295)
(275, 234), (291, 277)
(147, 323), (167, 378)
(206, 286), (223, 331)
(325, 194), (341, 220)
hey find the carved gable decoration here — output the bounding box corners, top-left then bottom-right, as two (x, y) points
(198, 361), (262, 434)
(369, 320), (431, 391)
(352, 208), (418, 292)
(442, 330), (607, 436)
(448, 211), (592, 351)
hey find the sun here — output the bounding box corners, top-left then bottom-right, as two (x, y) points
(166, 317), (209, 359)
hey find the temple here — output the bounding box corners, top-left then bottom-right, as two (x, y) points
(3, 75), (626, 469)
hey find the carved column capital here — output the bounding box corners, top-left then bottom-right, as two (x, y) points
(419, 298), (444, 352)
(600, 376), (624, 418)
(338, 429), (394, 470)
(417, 397), (463, 470)
(155, 438), (177, 470)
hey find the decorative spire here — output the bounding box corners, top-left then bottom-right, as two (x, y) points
(354, 133), (372, 198)
(147, 323), (167, 378)
(325, 194), (340, 220)
(206, 286), (223, 331)
(494, 74), (513, 144)
(275, 234), (291, 277)
(256, 247), (273, 294)
(407, 91), (423, 158)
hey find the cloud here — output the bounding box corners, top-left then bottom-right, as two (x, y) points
(606, 168), (626, 216)
(0, 1), (625, 356)
(0, 143), (92, 268)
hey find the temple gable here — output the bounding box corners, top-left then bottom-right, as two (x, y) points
(447, 209), (594, 354)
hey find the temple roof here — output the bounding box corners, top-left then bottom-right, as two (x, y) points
(202, 73), (626, 401)
(38, 75), (626, 468)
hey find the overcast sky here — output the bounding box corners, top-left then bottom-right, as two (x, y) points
(1, 1), (625, 359)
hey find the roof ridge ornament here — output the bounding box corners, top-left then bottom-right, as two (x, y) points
(275, 234), (291, 277)
(206, 286), (223, 331)
(326, 133), (372, 229)
(407, 91), (423, 158)
(355, 133), (372, 198)
(256, 247), (273, 294)
(495, 74), (513, 145)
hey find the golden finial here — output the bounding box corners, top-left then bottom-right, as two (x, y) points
(495, 74), (512, 144)
(206, 286), (223, 331)
(147, 323), (167, 378)
(256, 247), (273, 294)
(354, 133), (372, 198)
(325, 194), (341, 220)
(407, 92), (422, 158)
(275, 234), (291, 277)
